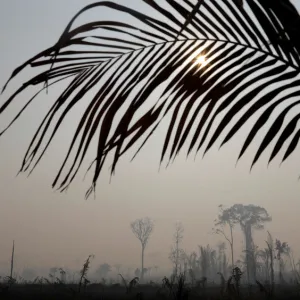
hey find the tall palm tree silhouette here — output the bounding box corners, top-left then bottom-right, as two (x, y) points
(1, 0), (300, 198)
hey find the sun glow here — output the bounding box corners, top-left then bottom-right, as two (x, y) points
(196, 55), (207, 65)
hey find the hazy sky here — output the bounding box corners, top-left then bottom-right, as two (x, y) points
(0, 0), (300, 275)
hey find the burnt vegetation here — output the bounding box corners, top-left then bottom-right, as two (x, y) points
(1, 204), (300, 299)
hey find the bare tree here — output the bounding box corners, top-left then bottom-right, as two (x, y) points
(214, 205), (235, 272)
(266, 231), (275, 295)
(130, 217), (154, 281)
(169, 222), (184, 277)
(10, 240), (15, 280)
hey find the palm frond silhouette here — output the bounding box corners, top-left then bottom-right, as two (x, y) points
(1, 0), (300, 198)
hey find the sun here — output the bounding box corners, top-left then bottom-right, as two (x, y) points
(196, 55), (206, 65)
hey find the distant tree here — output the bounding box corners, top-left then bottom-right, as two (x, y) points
(130, 217), (154, 281)
(169, 222), (184, 277)
(275, 239), (289, 283)
(49, 267), (58, 283)
(59, 268), (66, 283)
(220, 204), (271, 283)
(95, 263), (111, 278)
(126, 267), (133, 279)
(114, 264), (122, 274)
(134, 268), (141, 278)
(216, 242), (227, 276)
(178, 250), (189, 275)
(214, 205), (236, 271)
(257, 248), (271, 281)
(243, 244), (262, 279)
(285, 245), (299, 282)
(199, 245), (216, 278)
(21, 268), (36, 281)
(266, 231), (275, 294)
(143, 268), (148, 277)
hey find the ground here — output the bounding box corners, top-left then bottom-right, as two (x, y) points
(1, 283), (300, 299)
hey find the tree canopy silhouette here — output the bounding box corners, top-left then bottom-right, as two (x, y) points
(1, 0), (300, 198)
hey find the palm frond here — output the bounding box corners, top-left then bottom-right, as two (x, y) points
(1, 0), (300, 198)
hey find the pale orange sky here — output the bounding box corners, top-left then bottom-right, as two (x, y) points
(0, 0), (299, 276)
